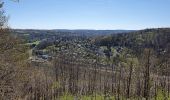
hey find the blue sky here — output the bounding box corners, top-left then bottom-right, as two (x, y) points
(4, 0), (170, 30)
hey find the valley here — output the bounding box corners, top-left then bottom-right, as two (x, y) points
(7, 28), (170, 100)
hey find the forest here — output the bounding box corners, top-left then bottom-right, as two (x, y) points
(0, 0), (170, 100)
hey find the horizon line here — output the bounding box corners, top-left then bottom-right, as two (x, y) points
(11, 27), (170, 31)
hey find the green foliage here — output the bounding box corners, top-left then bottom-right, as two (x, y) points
(155, 88), (170, 100)
(59, 93), (74, 100)
(26, 40), (40, 45)
(51, 81), (61, 89)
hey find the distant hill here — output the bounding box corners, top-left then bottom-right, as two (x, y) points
(52, 29), (135, 36)
(11, 29), (135, 43)
(93, 28), (170, 55)
(12, 29), (135, 36)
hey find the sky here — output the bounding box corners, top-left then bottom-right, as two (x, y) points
(3, 0), (170, 30)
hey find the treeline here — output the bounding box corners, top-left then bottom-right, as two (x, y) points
(9, 48), (168, 100)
